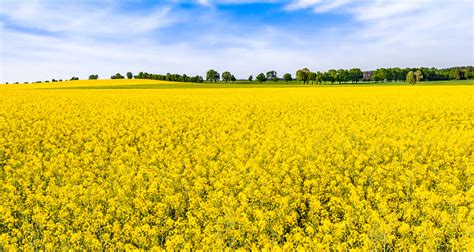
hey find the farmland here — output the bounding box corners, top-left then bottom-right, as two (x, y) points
(0, 80), (473, 250)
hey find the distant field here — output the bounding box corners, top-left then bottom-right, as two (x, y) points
(1, 79), (473, 90)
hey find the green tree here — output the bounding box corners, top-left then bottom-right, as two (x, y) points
(126, 72), (133, 79)
(111, 73), (124, 79)
(465, 68), (473, 80)
(266, 71), (278, 81)
(256, 73), (267, 83)
(449, 68), (463, 80)
(296, 68), (310, 84)
(349, 68), (363, 83)
(336, 69), (348, 84)
(374, 68), (387, 82)
(206, 69), (220, 83)
(308, 72), (317, 84)
(88, 74), (98, 80)
(415, 70), (423, 82)
(230, 75), (236, 83)
(222, 71), (232, 83)
(316, 71), (323, 84)
(191, 75), (204, 83)
(406, 71), (416, 85)
(283, 73), (292, 83)
(327, 69), (337, 84)
(248, 75), (253, 82)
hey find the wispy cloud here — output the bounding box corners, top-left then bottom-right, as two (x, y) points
(286, 0), (353, 12)
(0, 0), (472, 83)
(0, 1), (176, 36)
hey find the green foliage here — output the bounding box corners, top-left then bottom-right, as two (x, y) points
(308, 72), (317, 84)
(349, 68), (363, 83)
(406, 71), (416, 85)
(450, 68), (463, 80)
(206, 69), (220, 83)
(296, 68), (310, 84)
(374, 68), (387, 82)
(315, 72), (323, 84)
(327, 69), (337, 84)
(134, 71), (203, 83)
(7, 66), (473, 87)
(266, 71), (278, 81)
(88, 75), (99, 80)
(111, 73), (125, 79)
(256, 73), (267, 83)
(415, 70), (423, 82)
(336, 69), (348, 84)
(222, 71), (232, 83)
(465, 68), (473, 80)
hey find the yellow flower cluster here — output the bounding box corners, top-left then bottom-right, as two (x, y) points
(1, 85), (473, 250)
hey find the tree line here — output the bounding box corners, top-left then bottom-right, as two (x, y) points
(131, 72), (204, 83)
(204, 66), (472, 85)
(3, 66), (472, 85)
(365, 66), (473, 82)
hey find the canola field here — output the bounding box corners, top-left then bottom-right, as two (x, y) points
(0, 81), (473, 250)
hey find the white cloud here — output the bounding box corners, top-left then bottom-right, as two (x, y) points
(0, 0), (472, 83)
(285, 0), (473, 66)
(286, 0), (352, 12)
(0, 1), (176, 36)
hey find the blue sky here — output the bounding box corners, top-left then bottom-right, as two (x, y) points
(0, 0), (472, 82)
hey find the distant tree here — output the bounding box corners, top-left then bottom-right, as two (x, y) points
(188, 75), (202, 83)
(384, 68), (394, 82)
(248, 75), (253, 82)
(70, 77), (79, 81)
(321, 72), (330, 83)
(465, 68), (473, 80)
(315, 71), (323, 84)
(349, 68), (363, 83)
(222, 71), (232, 83)
(256, 73), (267, 83)
(111, 73), (125, 79)
(296, 68), (311, 84)
(230, 75), (236, 83)
(340, 69), (350, 83)
(389, 67), (400, 81)
(373, 68), (387, 82)
(135, 72), (144, 79)
(415, 70), (423, 82)
(308, 72), (317, 84)
(206, 69), (220, 83)
(327, 69), (337, 84)
(336, 69), (349, 84)
(88, 74), (98, 80)
(266, 71), (278, 81)
(449, 68), (463, 80)
(127, 72), (133, 79)
(406, 71), (416, 85)
(283, 73), (292, 83)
